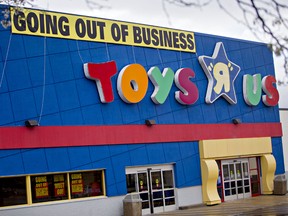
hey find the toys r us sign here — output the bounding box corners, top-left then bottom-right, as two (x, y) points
(84, 42), (279, 107)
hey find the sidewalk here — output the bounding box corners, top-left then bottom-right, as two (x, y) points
(153, 194), (288, 215)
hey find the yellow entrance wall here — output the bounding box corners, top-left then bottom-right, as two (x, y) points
(199, 137), (276, 205)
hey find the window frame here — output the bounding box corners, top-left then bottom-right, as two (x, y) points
(0, 175), (28, 208)
(0, 169), (106, 208)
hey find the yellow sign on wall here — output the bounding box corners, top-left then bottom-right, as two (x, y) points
(10, 7), (196, 53)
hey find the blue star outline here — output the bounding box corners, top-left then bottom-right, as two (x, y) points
(198, 42), (241, 104)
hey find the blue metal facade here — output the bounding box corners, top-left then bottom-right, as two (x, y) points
(0, 5), (284, 197)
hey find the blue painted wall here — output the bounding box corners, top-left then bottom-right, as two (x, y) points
(0, 5), (284, 196)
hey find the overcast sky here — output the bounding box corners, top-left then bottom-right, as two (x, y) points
(29, 0), (288, 108)
(32, 0), (252, 38)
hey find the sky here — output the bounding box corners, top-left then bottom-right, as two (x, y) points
(28, 0), (288, 108)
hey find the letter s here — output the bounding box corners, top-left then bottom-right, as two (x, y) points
(174, 68), (199, 105)
(262, 75), (279, 106)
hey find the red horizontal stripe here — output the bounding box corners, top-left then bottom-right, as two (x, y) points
(0, 123), (282, 150)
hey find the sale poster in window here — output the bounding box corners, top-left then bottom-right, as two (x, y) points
(54, 174), (65, 197)
(71, 173), (83, 194)
(35, 176), (49, 198)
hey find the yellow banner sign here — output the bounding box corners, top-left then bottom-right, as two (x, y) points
(10, 7), (196, 53)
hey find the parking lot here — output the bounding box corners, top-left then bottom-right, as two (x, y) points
(152, 194), (288, 215)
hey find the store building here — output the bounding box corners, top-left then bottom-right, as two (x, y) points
(279, 96), (288, 188)
(0, 5), (285, 216)
(280, 109), (288, 186)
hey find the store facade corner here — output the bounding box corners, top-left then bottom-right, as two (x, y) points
(279, 109), (288, 191)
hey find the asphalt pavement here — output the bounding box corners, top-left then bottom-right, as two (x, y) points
(152, 194), (288, 215)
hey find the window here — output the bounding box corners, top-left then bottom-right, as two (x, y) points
(70, 170), (104, 199)
(126, 173), (137, 193)
(0, 169), (105, 208)
(0, 176), (27, 207)
(163, 170), (175, 206)
(31, 174), (68, 203)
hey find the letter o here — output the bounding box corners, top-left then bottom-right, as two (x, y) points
(75, 19), (86, 38)
(111, 23), (121, 41)
(117, 64), (148, 103)
(27, 12), (39, 33)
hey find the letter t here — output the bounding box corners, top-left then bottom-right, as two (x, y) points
(83, 61), (117, 103)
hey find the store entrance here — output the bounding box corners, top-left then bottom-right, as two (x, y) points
(221, 159), (251, 201)
(126, 164), (176, 215)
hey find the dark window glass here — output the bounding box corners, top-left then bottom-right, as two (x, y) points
(138, 173), (148, 192)
(70, 171), (103, 199)
(237, 187), (243, 194)
(165, 198), (175, 206)
(0, 176), (27, 207)
(223, 165), (229, 180)
(153, 199), (163, 207)
(225, 189), (230, 196)
(153, 191), (163, 199)
(151, 171), (162, 190)
(163, 171), (173, 189)
(142, 200), (149, 209)
(140, 192), (148, 201)
(224, 182), (230, 188)
(244, 179), (249, 186)
(31, 174), (68, 203)
(164, 189), (174, 198)
(126, 174), (137, 193)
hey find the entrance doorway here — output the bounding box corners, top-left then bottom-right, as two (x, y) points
(125, 164), (176, 215)
(217, 157), (261, 202)
(221, 159), (251, 201)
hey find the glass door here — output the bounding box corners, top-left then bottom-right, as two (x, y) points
(138, 172), (150, 211)
(150, 170), (164, 213)
(221, 159), (251, 201)
(222, 163), (237, 201)
(125, 164), (176, 215)
(162, 170), (176, 211)
(235, 162), (244, 199)
(242, 161), (251, 198)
